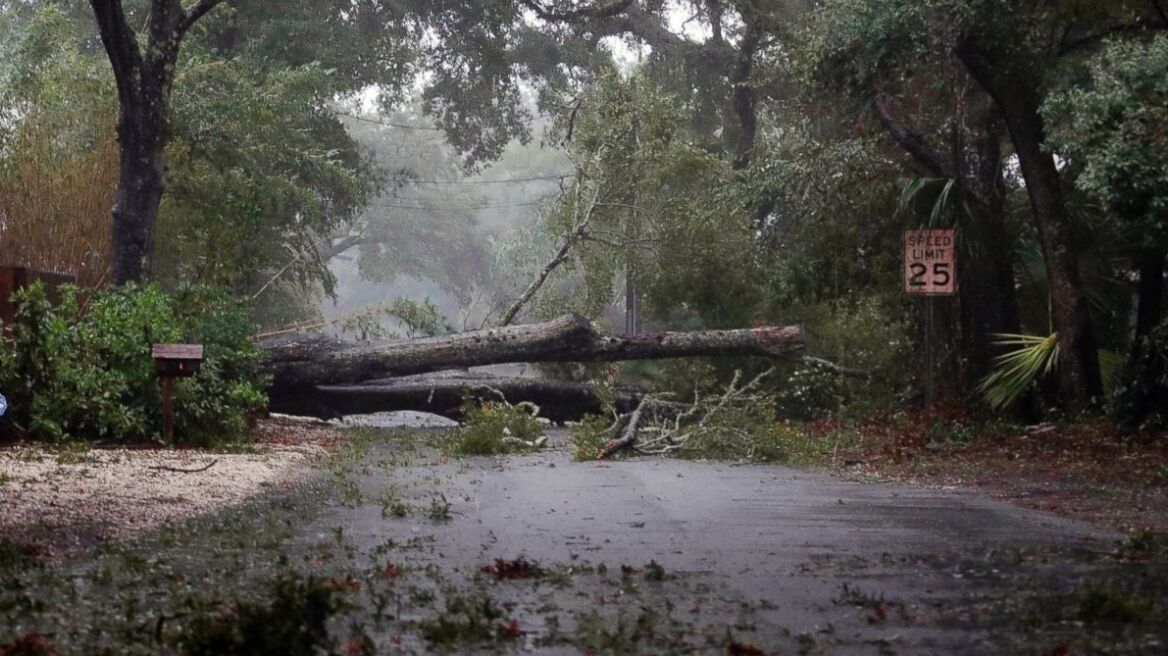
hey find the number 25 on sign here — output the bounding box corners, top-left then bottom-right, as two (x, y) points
(904, 229), (956, 295)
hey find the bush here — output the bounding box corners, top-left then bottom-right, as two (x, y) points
(445, 399), (545, 456)
(0, 283), (267, 444)
(776, 295), (912, 420)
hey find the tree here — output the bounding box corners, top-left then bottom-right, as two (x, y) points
(83, 0), (643, 287)
(1045, 35), (1168, 340)
(88, 0), (226, 285)
(1045, 35), (1168, 430)
(803, 0), (1168, 411)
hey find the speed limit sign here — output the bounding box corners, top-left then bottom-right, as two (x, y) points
(904, 229), (956, 295)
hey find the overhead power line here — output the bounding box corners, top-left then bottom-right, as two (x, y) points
(367, 200), (546, 211)
(389, 174), (573, 185)
(330, 109), (444, 131)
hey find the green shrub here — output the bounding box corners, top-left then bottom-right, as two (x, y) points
(776, 295), (912, 420)
(677, 400), (824, 464)
(0, 283), (267, 444)
(570, 412), (616, 460)
(445, 399), (545, 456)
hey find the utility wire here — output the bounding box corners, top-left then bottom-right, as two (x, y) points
(366, 200), (546, 211)
(388, 174), (573, 185)
(330, 109), (444, 131)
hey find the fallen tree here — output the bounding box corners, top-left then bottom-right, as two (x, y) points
(261, 314), (804, 421)
(266, 372), (683, 423)
(262, 313), (804, 387)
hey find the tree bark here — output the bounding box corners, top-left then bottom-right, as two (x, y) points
(89, 0), (225, 284)
(955, 102), (1023, 395)
(262, 313), (804, 389)
(1135, 247), (1166, 339)
(955, 37), (1103, 411)
(266, 373), (676, 423)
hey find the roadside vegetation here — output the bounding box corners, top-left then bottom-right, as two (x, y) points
(0, 0), (1166, 652)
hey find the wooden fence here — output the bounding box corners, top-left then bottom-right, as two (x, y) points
(0, 266), (76, 327)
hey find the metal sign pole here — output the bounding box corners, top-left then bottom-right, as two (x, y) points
(926, 295), (934, 412)
(904, 229), (955, 413)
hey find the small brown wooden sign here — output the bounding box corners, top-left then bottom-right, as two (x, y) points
(152, 343), (204, 372)
(152, 344), (204, 442)
(904, 229), (956, 296)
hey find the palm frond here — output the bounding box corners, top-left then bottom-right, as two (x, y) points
(896, 177), (949, 221)
(1099, 348), (1125, 395)
(930, 178), (957, 226)
(979, 333), (1060, 410)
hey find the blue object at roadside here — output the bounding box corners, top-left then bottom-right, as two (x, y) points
(0, 393), (6, 417)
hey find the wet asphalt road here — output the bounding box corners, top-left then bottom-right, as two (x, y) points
(297, 428), (1117, 654)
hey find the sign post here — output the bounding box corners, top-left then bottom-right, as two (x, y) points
(904, 229), (957, 411)
(152, 344), (204, 443)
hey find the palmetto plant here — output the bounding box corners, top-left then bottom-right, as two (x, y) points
(979, 334), (1060, 410)
(896, 177), (962, 228)
(979, 333), (1124, 410)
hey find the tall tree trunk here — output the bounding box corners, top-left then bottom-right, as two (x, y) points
(728, 22), (760, 171)
(1135, 247), (1165, 339)
(955, 38), (1103, 411)
(261, 313), (804, 389)
(956, 106), (1022, 392)
(89, 0), (225, 285)
(111, 105), (167, 284)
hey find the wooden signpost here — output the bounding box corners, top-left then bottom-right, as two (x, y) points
(152, 344), (204, 443)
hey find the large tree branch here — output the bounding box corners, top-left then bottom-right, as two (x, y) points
(562, 4), (702, 58)
(318, 233), (365, 261)
(499, 221), (590, 326)
(520, 0), (636, 23)
(179, 0), (226, 34)
(88, 0), (144, 106)
(268, 373), (678, 423)
(1057, 14), (1168, 55)
(872, 97), (951, 179)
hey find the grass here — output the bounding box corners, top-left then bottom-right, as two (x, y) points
(416, 591), (516, 649)
(831, 583), (883, 607)
(642, 560), (666, 582)
(1072, 584), (1163, 624)
(1018, 580), (1166, 631)
(177, 574), (351, 656)
(0, 539), (41, 573)
(572, 606), (667, 654)
(427, 494), (452, 522)
(379, 488), (410, 518)
(50, 440), (98, 465)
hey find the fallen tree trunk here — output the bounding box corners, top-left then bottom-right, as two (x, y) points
(266, 373), (679, 423)
(262, 313), (805, 388)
